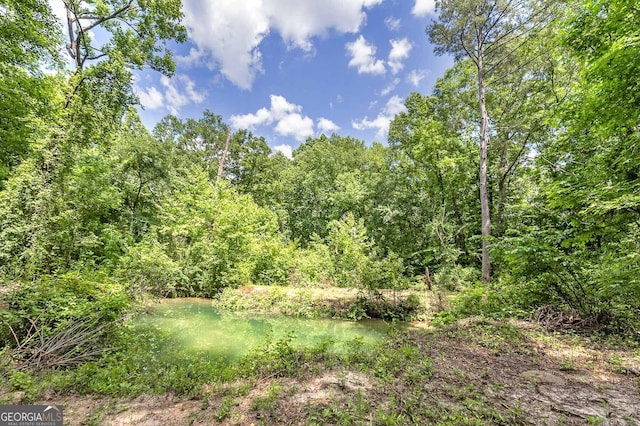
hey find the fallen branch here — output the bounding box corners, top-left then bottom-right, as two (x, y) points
(7, 317), (114, 371)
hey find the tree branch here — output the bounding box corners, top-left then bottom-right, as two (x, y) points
(83, 0), (134, 32)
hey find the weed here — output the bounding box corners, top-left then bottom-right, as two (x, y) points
(250, 382), (282, 420)
(559, 359), (577, 371)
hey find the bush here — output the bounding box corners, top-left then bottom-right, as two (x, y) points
(0, 273), (131, 371)
(116, 239), (185, 297)
(249, 240), (295, 286)
(348, 293), (423, 321)
(433, 265), (480, 291)
(1, 273), (130, 348)
(288, 242), (334, 287)
(115, 170), (294, 296)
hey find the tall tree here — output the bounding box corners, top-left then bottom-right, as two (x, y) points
(427, 0), (553, 282)
(61, 0), (186, 74)
(388, 92), (478, 272)
(0, 0), (62, 185)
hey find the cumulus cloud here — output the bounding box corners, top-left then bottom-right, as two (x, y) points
(384, 16), (401, 31)
(407, 69), (429, 87)
(345, 35), (386, 75)
(273, 144), (294, 159)
(383, 95), (407, 116)
(412, 0), (436, 17)
(268, 0), (382, 51)
(230, 107), (273, 129)
(182, 0), (382, 89)
(136, 86), (164, 110)
(230, 95), (314, 142)
(275, 113), (315, 141)
(181, 1), (268, 90)
(317, 118), (340, 133)
(160, 75), (206, 115)
(352, 95), (407, 139)
(388, 38), (413, 75)
(271, 95), (301, 118)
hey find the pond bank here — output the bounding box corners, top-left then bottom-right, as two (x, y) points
(2, 286), (639, 424)
(27, 318), (640, 425)
(208, 284), (431, 321)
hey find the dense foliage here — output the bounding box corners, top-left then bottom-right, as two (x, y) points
(0, 0), (638, 376)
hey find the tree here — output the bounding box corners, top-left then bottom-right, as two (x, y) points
(61, 0), (186, 74)
(534, 0), (639, 321)
(114, 111), (173, 238)
(428, 0), (554, 282)
(274, 135), (372, 243)
(0, 0), (62, 186)
(388, 92), (478, 272)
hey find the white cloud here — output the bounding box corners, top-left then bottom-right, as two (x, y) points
(273, 144), (294, 159)
(267, 0), (382, 51)
(380, 78), (400, 96)
(384, 16), (401, 31)
(47, 0), (67, 28)
(412, 0), (436, 17)
(157, 75), (205, 115)
(346, 35), (386, 75)
(230, 107), (273, 129)
(383, 95), (407, 116)
(182, 0), (382, 89)
(230, 94), (315, 142)
(176, 47), (206, 68)
(271, 95), (301, 119)
(182, 1), (268, 90)
(275, 113), (315, 141)
(136, 86), (164, 110)
(407, 69), (429, 87)
(352, 95), (406, 139)
(388, 38), (413, 75)
(317, 118), (340, 133)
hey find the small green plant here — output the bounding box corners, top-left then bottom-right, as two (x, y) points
(559, 359), (577, 371)
(215, 396), (234, 421)
(8, 371), (34, 391)
(250, 382), (282, 419)
(346, 299), (369, 320)
(607, 355), (628, 374)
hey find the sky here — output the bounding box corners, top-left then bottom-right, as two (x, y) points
(53, 0), (454, 158)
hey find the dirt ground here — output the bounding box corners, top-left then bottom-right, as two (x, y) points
(28, 318), (639, 425)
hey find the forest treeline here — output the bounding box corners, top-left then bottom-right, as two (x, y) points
(0, 0), (638, 344)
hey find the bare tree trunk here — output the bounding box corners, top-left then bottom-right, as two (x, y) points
(66, 5), (81, 70)
(477, 51), (492, 283)
(215, 127), (231, 194)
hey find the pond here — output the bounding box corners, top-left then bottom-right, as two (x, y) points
(134, 298), (390, 360)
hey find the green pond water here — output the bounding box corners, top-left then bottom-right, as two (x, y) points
(134, 298), (390, 360)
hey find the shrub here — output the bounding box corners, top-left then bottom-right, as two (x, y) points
(288, 242), (334, 287)
(0, 273), (131, 369)
(116, 238), (185, 297)
(433, 265), (480, 291)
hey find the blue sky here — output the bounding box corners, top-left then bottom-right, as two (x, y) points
(55, 0), (454, 158)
